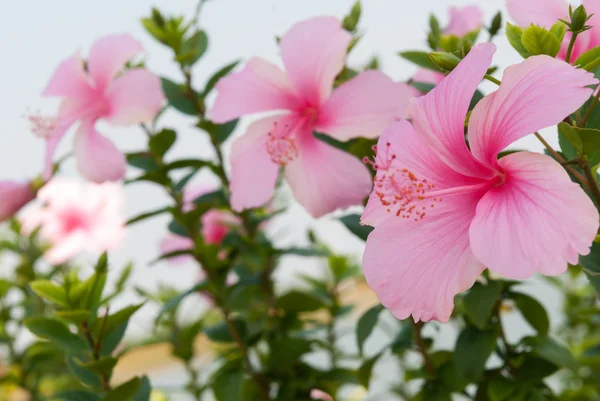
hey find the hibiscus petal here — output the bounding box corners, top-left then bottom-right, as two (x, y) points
(407, 43), (495, 179)
(279, 17), (351, 107)
(285, 131), (372, 218)
(362, 120), (482, 227)
(468, 56), (597, 167)
(160, 234), (195, 264)
(87, 34), (143, 90)
(469, 152), (599, 279)
(0, 181), (34, 221)
(506, 0), (567, 28)
(363, 191), (485, 323)
(104, 69), (164, 125)
(230, 115), (288, 211)
(315, 71), (419, 141)
(210, 57), (300, 123)
(42, 53), (93, 99)
(74, 122), (126, 183)
(445, 6), (484, 37)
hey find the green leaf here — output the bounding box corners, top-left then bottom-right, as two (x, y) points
(558, 122), (600, 165)
(212, 370), (243, 401)
(25, 317), (88, 352)
(102, 377), (141, 401)
(126, 152), (159, 171)
(463, 281), (502, 330)
(521, 24), (561, 57)
(399, 50), (443, 72)
(76, 356), (118, 376)
(66, 352), (103, 388)
(516, 354), (559, 381)
(179, 30), (208, 66)
(581, 241), (600, 275)
(156, 282), (207, 323)
(204, 319), (246, 343)
(204, 61), (239, 95)
(454, 325), (497, 381)
(356, 304), (383, 355)
(583, 343), (600, 357)
(506, 22), (531, 58)
(528, 336), (578, 371)
(149, 128), (177, 157)
(575, 45), (600, 71)
(30, 280), (69, 307)
(132, 376), (152, 401)
(126, 206), (170, 226)
(51, 391), (101, 401)
(268, 338), (312, 372)
(161, 78), (198, 115)
(550, 21), (567, 42)
(339, 214), (373, 241)
(274, 247), (328, 257)
(558, 122), (584, 153)
(358, 352), (383, 388)
(391, 323), (413, 354)
(410, 81), (436, 94)
(56, 310), (91, 325)
(92, 304), (145, 340)
(511, 292), (549, 335)
(488, 377), (518, 401)
(197, 119), (239, 144)
(275, 291), (326, 313)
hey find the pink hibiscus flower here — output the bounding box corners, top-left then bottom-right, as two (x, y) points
(507, 0), (600, 61)
(210, 17), (418, 218)
(0, 181), (35, 221)
(160, 185), (241, 264)
(310, 389), (333, 401)
(42, 34), (164, 183)
(20, 177), (126, 264)
(361, 43), (599, 323)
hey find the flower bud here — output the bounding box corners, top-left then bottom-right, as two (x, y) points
(569, 5), (590, 33)
(429, 51), (461, 72)
(0, 181), (35, 221)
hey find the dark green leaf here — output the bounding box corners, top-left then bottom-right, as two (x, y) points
(66, 352), (103, 388)
(488, 376), (518, 401)
(410, 81), (436, 94)
(454, 325), (497, 381)
(204, 61), (239, 95)
(161, 78), (198, 115)
(30, 280), (69, 307)
(268, 338), (312, 372)
(356, 304), (383, 355)
(583, 343), (600, 357)
(521, 24), (561, 57)
(511, 292), (549, 335)
(339, 214), (373, 241)
(342, 1), (361, 32)
(126, 207), (170, 226)
(149, 129), (177, 157)
(156, 282), (207, 323)
(506, 22), (531, 58)
(528, 336), (577, 371)
(93, 304), (145, 340)
(358, 352), (383, 388)
(179, 30), (208, 66)
(516, 354), (559, 381)
(204, 319), (246, 343)
(399, 50), (443, 71)
(275, 291), (326, 313)
(581, 241), (600, 276)
(132, 376), (152, 401)
(197, 119), (239, 144)
(463, 281), (502, 330)
(102, 377), (141, 401)
(76, 356), (118, 376)
(212, 370), (243, 401)
(274, 247), (328, 257)
(51, 391), (101, 401)
(391, 323), (413, 354)
(126, 152), (159, 171)
(25, 317), (88, 352)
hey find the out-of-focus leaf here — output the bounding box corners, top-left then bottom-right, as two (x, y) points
(356, 304), (383, 355)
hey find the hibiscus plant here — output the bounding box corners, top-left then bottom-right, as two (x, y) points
(2, 1), (600, 401)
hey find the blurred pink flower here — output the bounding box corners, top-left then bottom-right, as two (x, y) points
(42, 34), (164, 183)
(445, 5), (484, 37)
(0, 181), (35, 221)
(210, 17), (418, 217)
(412, 69), (445, 87)
(507, 0), (600, 61)
(159, 185), (241, 264)
(20, 177), (126, 264)
(362, 43), (599, 323)
(310, 389), (333, 401)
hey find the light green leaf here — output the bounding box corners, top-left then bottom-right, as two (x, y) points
(30, 280), (69, 307)
(399, 50), (443, 72)
(575, 45), (600, 71)
(521, 24), (561, 57)
(506, 22), (531, 58)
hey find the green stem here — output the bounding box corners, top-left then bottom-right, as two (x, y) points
(565, 32), (579, 64)
(484, 74), (501, 86)
(579, 88), (600, 127)
(580, 157), (600, 208)
(411, 320), (435, 376)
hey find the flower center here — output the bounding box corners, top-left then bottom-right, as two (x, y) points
(365, 142), (440, 221)
(266, 121), (299, 165)
(303, 106), (319, 123)
(26, 110), (57, 139)
(59, 209), (90, 235)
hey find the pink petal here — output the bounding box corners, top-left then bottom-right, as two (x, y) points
(160, 234), (195, 264)
(279, 17), (351, 107)
(210, 57), (300, 123)
(42, 53), (94, 99)
(468, 56), (597, 167)
(413, 69), (445, 86)
(104, 69), (164, 125)
(201, 209), (241, 244)
(582, 0), (600, 57)
(507, 0), (567, 28)
(284, 129), (372, 218)
(361, 121), (482, 227)
(445, 6), (484, 37)
(469, 152), (599, 279)
(183, 184), (216, 212)
(363, 190), (486, 323)
(230, 115), (287, 212)
(407, 43), (495, 179)
(315, 70), (419, 141)
(87, 34), (143, 90)
(0, 181), (34, 221)
(310, 389), (333, 401)
(74, 122), (126, 183)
